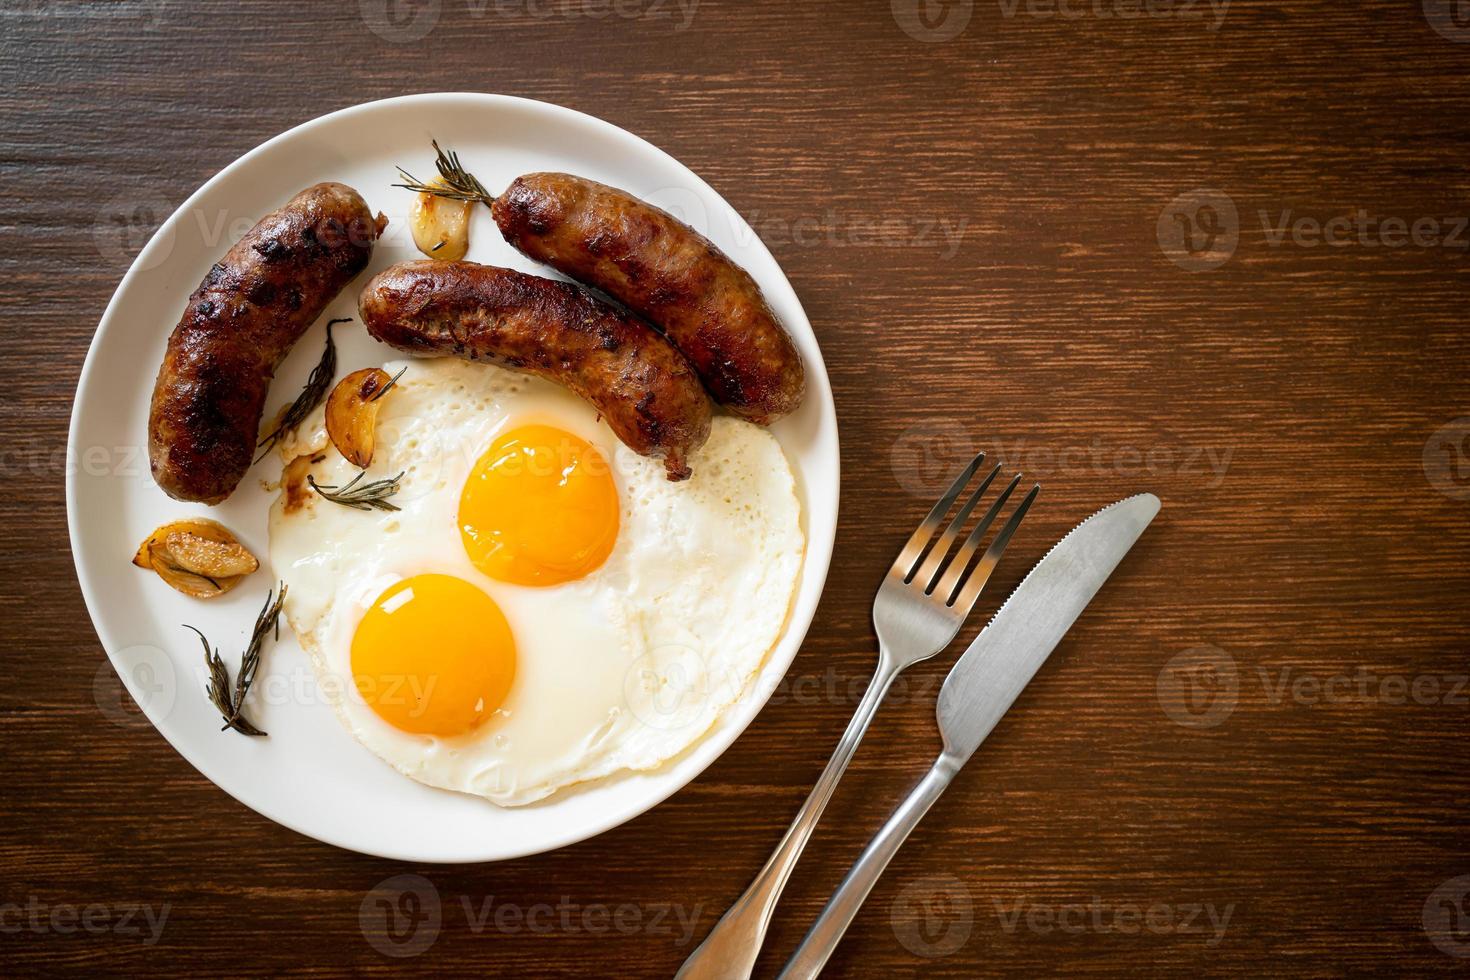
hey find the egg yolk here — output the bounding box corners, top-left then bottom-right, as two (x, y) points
(459, 424), (620, 587)
(351, 574), (516, 737)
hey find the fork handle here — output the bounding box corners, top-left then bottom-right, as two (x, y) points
(674, 661), (901, 980)
(777, 752), (962, 980)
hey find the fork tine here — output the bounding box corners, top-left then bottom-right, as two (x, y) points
(947, 482), (1041, 611)
(912, 462), (1003, 591)
(932, 473), (1021, 600)
(890, 450), (986, 580)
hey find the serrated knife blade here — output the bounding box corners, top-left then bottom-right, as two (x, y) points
(936, 492), (1160, 762)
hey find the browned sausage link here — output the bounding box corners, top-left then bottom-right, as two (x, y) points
(491, 173), (805, 425)
(148, 182), (385, 504)
(357, 260), (712, 481)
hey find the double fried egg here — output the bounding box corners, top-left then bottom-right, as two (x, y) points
(268, 357), (803, 806)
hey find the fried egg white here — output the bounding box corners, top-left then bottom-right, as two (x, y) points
(268, 357), (804, 806)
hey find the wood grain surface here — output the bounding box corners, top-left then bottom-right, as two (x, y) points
(4, 0), (1469, 975)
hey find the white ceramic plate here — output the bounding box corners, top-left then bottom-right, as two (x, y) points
(67, 93), (839, 862)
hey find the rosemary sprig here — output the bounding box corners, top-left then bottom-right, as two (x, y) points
(394, 140), (496, 209)
(370, 366), (407, 403)
(308, 470), (404, 512)
(187, 584), (287, 737)
(257, 319), (348, 461)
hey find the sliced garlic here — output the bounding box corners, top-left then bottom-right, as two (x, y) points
(410, 179), (473, 261)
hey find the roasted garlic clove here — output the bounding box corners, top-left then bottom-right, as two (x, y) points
(409, 179), (473, 261)
(164, 531), (259, 578)
(326, 368), (400, 468)
(133, 519), (257, 599)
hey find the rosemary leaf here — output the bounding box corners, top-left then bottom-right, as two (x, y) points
(256, 319), (347, 461)
(308, 470), (404, 512)
(185, 584), (286, 737)
(369, 366), (407, 403)
(393, 140), (496, 209)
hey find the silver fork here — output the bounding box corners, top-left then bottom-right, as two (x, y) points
(675, 452), (1039, 980)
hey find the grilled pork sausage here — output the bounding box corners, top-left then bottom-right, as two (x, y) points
(148, 182), (384, 504)
(358, 260), (712, 481)
(490, 173), (805, 424)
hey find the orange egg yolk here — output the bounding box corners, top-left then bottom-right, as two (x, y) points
(351, 574), (516, 737)
(459, 424), (620, 587)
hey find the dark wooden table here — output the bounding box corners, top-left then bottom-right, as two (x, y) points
(5, 0), (1469, 975)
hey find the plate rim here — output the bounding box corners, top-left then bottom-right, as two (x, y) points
(66, 92), (840, 862)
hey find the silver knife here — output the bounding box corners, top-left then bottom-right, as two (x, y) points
(777, 493), (1160, 979)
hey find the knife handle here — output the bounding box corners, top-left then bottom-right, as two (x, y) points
(777, 752), (962, 980)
